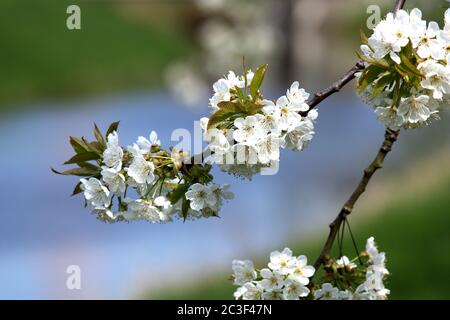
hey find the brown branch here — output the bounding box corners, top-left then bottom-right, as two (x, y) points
(311, 0), (407, 273)
(394, 0), (407, 13)
(305, 61), (365, 112)
(312, 129), (399, 269)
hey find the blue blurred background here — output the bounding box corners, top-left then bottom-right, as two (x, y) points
(0, 0), (449, 299)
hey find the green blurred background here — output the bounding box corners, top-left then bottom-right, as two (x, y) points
(0, 0), (449, 299)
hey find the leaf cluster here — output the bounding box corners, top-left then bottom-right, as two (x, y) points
(207, 64), (268, 130)
(51, 122), (119, 195)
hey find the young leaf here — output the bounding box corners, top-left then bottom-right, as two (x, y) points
(169, 184), (189, 204)
(250, 64), (268, 100)
(69, 136), (89, 154)
(64, 152), (101, 165)
(233, 87), (246, 101)
(182, 197), (190, 221)
(360, 29), (369, 45)
(399, 53), (422, 77)
(89, 141), (105, 155)
(243, 100), (263, 115)
(355, 51), (389, 69)
(207, 101), (246, 129)
(371, 73), (395, 98)
(71, 182), (83, 196)
(51, 167), (99, 177)
(77, 161), (100, 171)
(357, 64), (385, 93)
(106, 121), (120, 138)
(94, 123), (106, 148)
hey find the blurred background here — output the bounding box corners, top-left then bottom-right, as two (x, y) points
(0, 0), (449, 299)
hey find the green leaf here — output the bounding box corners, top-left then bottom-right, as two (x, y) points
(360, 29), (369, 45)
(51, 167), (99, 177)
(69, 136), (89, 154)
(106, 121), (120, 138)
(243, 100), (263, 115)
(207, 101), (246, 130)
(89, 141), (105, 155)
(357, 64), (386, 93)
(371, 73), (395, 98)
(64, 152), (101, 165)
(399, 53), (422, 77)
(169, 184), (189, 204)
(78, 161), (100, 171)
(394, 63), (410, 78)
(182, 197), (190, 221)
(71, 182), (83, 196)
(355, 51), (389, 68)
(249, 64), (268, 100)
(233, 87), (246, 101)
(94, 123), (106, 148)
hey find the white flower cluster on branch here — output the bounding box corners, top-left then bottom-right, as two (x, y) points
(200, 65), (317, 179)
(53, 123), (233, 223)
(358, 8), (450, 129)
(232, 237), (389, 300)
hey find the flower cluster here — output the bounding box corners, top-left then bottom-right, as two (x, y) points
(201, 65), (318, 179)
(53, 123), (233, 223)
(232, 248), (315, 300)
(232, 237), (389, 300)
(358, 8), (450, 129)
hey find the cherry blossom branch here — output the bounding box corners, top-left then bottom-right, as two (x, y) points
(312, 128), (399, 270)
(394, 0), (407, 13)
(305, 61), (365, 112)
(311, 0), (406, 271)
(305, 0), (406, 113)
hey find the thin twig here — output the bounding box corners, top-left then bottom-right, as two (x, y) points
(313, 129), (400, 269)
(311, 0), (406, 272)
(304, 61), (365, 112)
(394, 0), (407, 13)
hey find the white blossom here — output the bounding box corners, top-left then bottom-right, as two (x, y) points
(153, 196), (173, 222)
(233, 115), (265, 144)
(338, 290), (354, 300)
(185, 183), (217, 211)
(411, 21), (444, 60)
(242, 282), (263, 300)
(80, 178), (111, 208)
(289, 255), (315, 285)
(276, 95), (303, 131)
(397, 94), (434, 123)
(259, 268), (284, 291)
(101, 166), (126, 196)
(136, 131), (161, 154)
(232, 260), (257, 286)
(122, 199), (161, 223)
(209, 78), (232, 111)
(260, 100), (282, 134)
(233, 286), (247, 300)
(103, 131), (123, 170)
(232, 142), (259, 165)
(282, 278), (310, 300)
(419, 60), (450, 100)
(282, 120), (315, 151)
(126, 152), (155, 185)
(286, 81), (310, 112)
(262, 290), (283, 300)
(314, 283), (340, 300)
(336, 256), (357, 270)
(374, 105), (405, 130)
(257, 134), (281, 165)
(268, 248), (296, 275)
